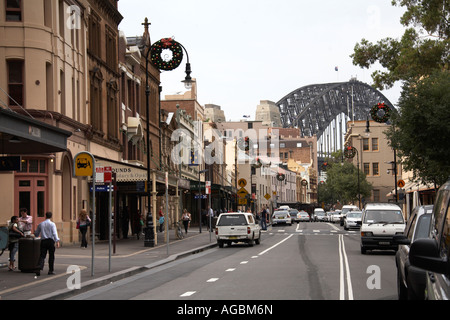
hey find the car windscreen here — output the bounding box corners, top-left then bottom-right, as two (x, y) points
(363, 210), (404, 224)
(217, 214), (248, 226)
(347, 212), (362, 218)
(274, 211), (288, 217)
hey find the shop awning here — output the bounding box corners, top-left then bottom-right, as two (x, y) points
(0, 108), (71, 154)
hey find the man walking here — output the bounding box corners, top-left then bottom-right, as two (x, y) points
(260, 206), (268, 230)
(34, 212), (60, 276)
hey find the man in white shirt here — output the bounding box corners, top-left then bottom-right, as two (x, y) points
(34, 211), (60, 276)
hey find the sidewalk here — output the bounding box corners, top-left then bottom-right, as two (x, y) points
(0, 227), (217, 300)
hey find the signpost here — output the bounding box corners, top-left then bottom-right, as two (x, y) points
(73, 151), (96, 276)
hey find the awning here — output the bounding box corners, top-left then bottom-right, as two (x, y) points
(95, 158), (148, 182)
(0, 108), (71, 154)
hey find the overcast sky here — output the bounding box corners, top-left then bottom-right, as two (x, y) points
(118, 0), (406, 121)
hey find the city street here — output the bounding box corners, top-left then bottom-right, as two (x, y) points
(67, 222), (397, 300)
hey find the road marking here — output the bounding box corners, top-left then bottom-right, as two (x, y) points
(180, 291), (196, 297)
(313, 230), (320, 233)
(251, 256), (258, 259)
(225, 268), (236, 272)
(207, 278), (219, 282)
(240, 261), (248, 264)
(339, 234), (354, 300)
(258, 234), (293, 256)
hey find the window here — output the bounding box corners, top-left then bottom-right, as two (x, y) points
(363, 163), (370, 175)
(363, 138), (369, 151)
(372, 163), (379, 176)
(7, 60), (24, 106)
(373, 189), (380, 202)
(372, 138), (379, 151)
(88, 13), (101, 57)
(6, 0), (22, 21)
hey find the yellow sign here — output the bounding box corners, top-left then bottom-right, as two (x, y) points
(238, 178), (247, 188)
(237, 187), (248, 198)
(238, 198), (247, 205)
(264, 193), (271, 200)
(397, 179), (405, 188)
(74, 152), (95, 177)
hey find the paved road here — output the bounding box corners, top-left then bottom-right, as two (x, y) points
(68, 221), (398, 300)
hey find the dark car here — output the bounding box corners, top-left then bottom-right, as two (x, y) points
(409, 179), (450, 300)
(394, 205), (433, 300)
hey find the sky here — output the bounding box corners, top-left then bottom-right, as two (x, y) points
(118, 0), (407, 122)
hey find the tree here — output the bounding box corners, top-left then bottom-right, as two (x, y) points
(351, 0), (450, 186)
(385, 69), (450, 186)
(318, 151), (372, 205)
(351, 0), (449, 90)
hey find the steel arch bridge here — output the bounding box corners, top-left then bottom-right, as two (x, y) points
(276, 79), (395, 140)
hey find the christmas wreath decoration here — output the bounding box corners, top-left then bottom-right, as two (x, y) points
(253, 157), (262, 168)
(150, 38), (183, 71)
(370, 102), (391, 123)
(344, 146), (356, 159)
(276, 173), (285, 181)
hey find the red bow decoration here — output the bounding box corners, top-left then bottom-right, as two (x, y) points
(161, 38), (173, 48)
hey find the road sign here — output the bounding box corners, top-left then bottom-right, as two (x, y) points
(238, 178), (247, 188)
(397, 179), (405, 188)
(264, 193), (271, 200)
(206, 181), (211, 194)
(74, 152), (94, 176)
(237, 187), (248, 198)
(238, 198), (247, 205)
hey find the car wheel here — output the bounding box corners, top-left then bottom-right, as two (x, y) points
(218, 241), (224, 248)
(397, 268), (407, 300)
(255, 232), (261, 245)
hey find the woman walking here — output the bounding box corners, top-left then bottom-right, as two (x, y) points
(181, 209), (191, 233)
(77, 209), (91, 248)
(8, 216), (24, 271)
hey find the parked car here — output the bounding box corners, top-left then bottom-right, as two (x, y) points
(394, 205), (433, 300)
(215, 212), (261, 248)
(410, 179), (450, 300)
(288, 209), (299, 223)
(340, 205), (360, 226)
(272, 210), (292, 226)
(296, 210), (310, 222)
(360, 203), (406, 254)
(344, 211), (362, 230)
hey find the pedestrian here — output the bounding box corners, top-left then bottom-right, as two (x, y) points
(181, 209), (191, 233)
(76, 209), (91, 248)
(34, 211), (60, 276)
(260, 206), (268, 230)
(8, 216), (24, 271)
(207, 206), (214, 231)
(158, 206), (165, 232)
(18, 208), (33, 236)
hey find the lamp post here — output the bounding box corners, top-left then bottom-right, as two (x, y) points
(141, 18), (193, 246)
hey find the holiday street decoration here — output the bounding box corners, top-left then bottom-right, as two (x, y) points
(276, 173), (285, 181)
(150, 38), (183, 71)
(344, 146), (356, 159)
(253, 157), (262, 168)
(370, 102), (391, 123)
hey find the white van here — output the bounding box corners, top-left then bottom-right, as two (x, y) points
(360, 203), (405, 254)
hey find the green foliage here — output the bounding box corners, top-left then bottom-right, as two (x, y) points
(351, 0), (449, 90)
(385, 69), (450, 186)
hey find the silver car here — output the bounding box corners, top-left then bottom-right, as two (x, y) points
(344, 211), (362, 230)
(272, 210), (292, 226)
(296, 210), (310, 222)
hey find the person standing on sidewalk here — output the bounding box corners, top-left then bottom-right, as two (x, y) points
(34, 212), (60, 276)
(18, 208), (33, 236)
(182, 209), (191, 233)
(8, 216), (24, 271)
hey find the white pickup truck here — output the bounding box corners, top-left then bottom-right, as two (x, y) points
(215, 212), (261, 248)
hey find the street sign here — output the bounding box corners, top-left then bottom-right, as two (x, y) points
(95, 166), (112, 183)
(238, 178), (247, 188)
(74, 152), (94, 176)
(264, 193), (271, 200)
(238, 198), (247, 205)
(237, 187), (248, 198)
(206, 181), (211, 194)
(397, 179), (405, 188)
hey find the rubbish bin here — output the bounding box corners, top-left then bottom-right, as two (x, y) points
(18, 238), (41, 273)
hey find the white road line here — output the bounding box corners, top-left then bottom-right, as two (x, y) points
(240, 261), (248, 264)
(207, 278), (219, 282)
(258, 234), (293, 256)
(339, 234), (354, 300)
(180, 291), (196, 297)
(225, 268), (236, 272)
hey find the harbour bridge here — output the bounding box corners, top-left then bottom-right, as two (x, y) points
(276, 79), (394, 157)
